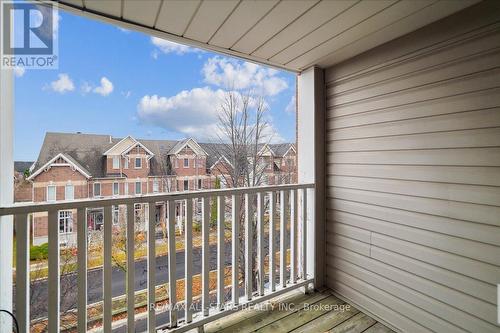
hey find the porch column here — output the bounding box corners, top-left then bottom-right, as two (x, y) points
(0, 56), (14, 328)
(297, 67), (325, 289)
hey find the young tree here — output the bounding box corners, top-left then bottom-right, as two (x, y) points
(206, 90), (279, 295)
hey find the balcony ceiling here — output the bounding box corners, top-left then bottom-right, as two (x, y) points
(57, 0), (479, 72)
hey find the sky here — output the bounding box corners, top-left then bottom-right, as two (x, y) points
(13, 9), (296, 161)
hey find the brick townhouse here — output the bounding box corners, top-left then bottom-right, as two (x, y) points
(14, 132), (296, 246)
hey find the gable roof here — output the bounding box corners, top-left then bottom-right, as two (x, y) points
(102, 135), (136, 155)
(209, 155), (234, 171)
(28, 152), (92, 180)
(103, 135), (155, 159)
(29, 132), (294, 178)
(168, 138), (208, 156)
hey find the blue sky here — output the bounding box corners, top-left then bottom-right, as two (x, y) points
(14, 10), (296, 161)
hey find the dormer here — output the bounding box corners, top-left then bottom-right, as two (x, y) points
(103, 136), (154, 175)
(169, 138), (208, 174)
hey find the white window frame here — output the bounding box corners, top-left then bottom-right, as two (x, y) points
(174, 158), (178, 168)
(124, 182), (129, 195)
(184, 179), (189, 191)
(47, 185), (56, 202)
(93, 183), (101, 197)
(113, 182), (119, 196)
(65, 184), (74, 201)
(112, 205), (119, 225)
(135, 157), (141, 169)
(112, 156), (120, 169)
(183, 158), (189, 168)
(153, 178), (159, 193)
(135, 181), (142, 195)
(124, 157), (129, 169)
(58, 210), (73, 234)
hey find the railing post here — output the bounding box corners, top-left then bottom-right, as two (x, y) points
(269, 191), (276, 292)
(300, 189), (308, 288)
(148, 202), (157, 332)
(231, 194), (240, 305)
(48, 209), (60, 332)
(202, 196), (210, 316)
(216, 196), (225, 309)
(167, 200), (177, 327)
(126, 203), (135, 332)
(77, 208), (87, 333)
(103, 206), (113, 331)
(290, 189), (297, 284)
(15, 214), (29, 333)
(256, 192), (264, 296)
(244, 193), (253, 300)
(185, 199), (193, 322)
(279, 190), (288, 288)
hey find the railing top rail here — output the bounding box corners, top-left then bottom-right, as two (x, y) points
(0, 183), (315, 216)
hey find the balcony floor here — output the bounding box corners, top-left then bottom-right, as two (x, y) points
(200, 289), (395, 333)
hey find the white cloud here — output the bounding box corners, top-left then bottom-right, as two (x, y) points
(137, 87), (223, 140)
(202, 56), (288, 96)
(285, 96), (296, 114)
(151, 37), (201, 56)
(47, 73), (75, 93)
(93, 77), (114, 96)
(14, 66), (25, 77)
(137, 87), (285, 142)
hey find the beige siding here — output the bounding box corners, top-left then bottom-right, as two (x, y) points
(324, 2), (500, 332)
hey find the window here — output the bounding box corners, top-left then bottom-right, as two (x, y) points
(124, 182), (129, 195)
(183, 158), (189, 168)
(59, 210), (73, 234)
(47, 185), (56, 202)
(135, 181), (142, 195)
(88, 208), (103, 231)
(93, 183), (101, 197)
(184, 180), (189, 191)
(113, 156), (119, 169)
(153, 178), (159, 193)
(65, 184), (74, 200)
(113, 182), (119, 196)
(135, 157), (141, 168)
(124, 158), (129, 169)
(112, 206), (119, 225)
(198, 179), (202, 189)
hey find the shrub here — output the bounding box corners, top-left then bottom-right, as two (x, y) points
(30, 243), (49, 261)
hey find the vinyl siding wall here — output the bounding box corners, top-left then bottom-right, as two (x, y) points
(324, 2), (500, 332)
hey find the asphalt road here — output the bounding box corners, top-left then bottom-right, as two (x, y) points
(25, 230), (290, 323)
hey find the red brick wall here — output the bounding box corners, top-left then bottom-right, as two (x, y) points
(34, 165), (87, 183)
(171, 147), (207, 177)
(31, 166), (89, 202)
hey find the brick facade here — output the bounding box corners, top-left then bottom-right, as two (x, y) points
(15, 134), (296, 246)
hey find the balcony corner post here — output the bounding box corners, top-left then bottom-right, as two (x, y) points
(0, 49), (14, 330)
(297, 67), (326, 291)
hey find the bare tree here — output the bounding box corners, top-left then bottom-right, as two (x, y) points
(206, 90), (281, 296)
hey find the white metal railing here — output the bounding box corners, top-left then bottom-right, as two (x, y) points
(0, 183), (315, 333)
